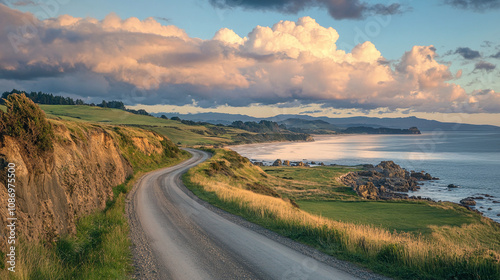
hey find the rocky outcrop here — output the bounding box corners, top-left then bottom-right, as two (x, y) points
(408, 127), (421, 134)
(411, 171), (437, 180)
(0, 121), (179, 250)
(354, 182), (379, 199)
(460, 197), (476, 206)
(340, 161), (437, 200)
(272, 159), (282, 166)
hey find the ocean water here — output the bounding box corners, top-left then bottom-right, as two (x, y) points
(230, 131), (500, 223)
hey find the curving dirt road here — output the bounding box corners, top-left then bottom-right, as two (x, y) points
(127, 149), (387, 280)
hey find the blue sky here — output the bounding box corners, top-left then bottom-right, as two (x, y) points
(1, 0), (500, 125)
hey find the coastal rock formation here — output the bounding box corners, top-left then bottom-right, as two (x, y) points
(411, 171), (437, 180)
(340, 161), (436, 199)
(460, 197), (476, 206)
(272, 159), (282, 166)
(354, 182), (379, 199)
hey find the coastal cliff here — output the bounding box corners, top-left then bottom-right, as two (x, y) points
(0, 94), (182, 252)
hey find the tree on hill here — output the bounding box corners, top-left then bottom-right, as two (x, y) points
(1, 89), (76, 105)
(125, 109), (151, 116)
(98, 100), (126, 110)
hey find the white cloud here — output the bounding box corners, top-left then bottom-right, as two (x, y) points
(1, 5), (499, 113)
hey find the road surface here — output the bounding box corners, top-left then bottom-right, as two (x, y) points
(128, 149), (385, 280)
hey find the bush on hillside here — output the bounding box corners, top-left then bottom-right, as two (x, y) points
(0, 93), (54, 154)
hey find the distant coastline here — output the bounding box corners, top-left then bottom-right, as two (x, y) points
(230, 131), (500, 223)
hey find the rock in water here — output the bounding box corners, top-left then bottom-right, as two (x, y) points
(460, 197), (476, 206)
(272, 159), (282, 166)
(411, 171), (433, 180)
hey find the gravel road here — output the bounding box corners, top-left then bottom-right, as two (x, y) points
(127, 149), (389, 280)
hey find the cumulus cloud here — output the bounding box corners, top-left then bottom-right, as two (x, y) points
(209, 0), (404, 20)
(1, 5), (499, 112)
(467, 89), (500, 113)
(444, 0), (500, 11)
(454, 47), (481, 59)
(474, 61), (496, 72)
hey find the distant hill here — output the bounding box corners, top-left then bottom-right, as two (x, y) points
(343, 126), (421, 134)
(158, 112), (259, 125)
(278, 118), (341, 134)
(158, 113), (500, 132)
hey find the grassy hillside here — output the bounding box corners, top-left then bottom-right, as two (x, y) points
(184, 148), (500, 280)
(39, 105), (241, 146)
(262, 166), (359, 200)
(39, 105), (311, 146)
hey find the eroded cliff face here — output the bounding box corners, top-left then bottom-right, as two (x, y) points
(0, 120), (178, 249)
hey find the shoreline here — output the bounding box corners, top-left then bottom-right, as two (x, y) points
(249, 155), (500, 225)
(228, 133), (500, 223)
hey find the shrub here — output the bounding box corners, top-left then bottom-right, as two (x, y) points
(0, 93), (54, 154)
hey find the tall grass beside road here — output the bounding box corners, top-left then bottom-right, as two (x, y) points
(184, 148), (500, 280)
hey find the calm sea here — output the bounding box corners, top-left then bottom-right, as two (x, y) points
(230, 131), (500, 223)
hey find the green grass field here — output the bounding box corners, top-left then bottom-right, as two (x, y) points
(298, 200), (477, 235)
(262, 166), (360, 200)
(263, 165), (361, 185)
(264, 166), (479, 235)
(38, 105), (252, 146)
